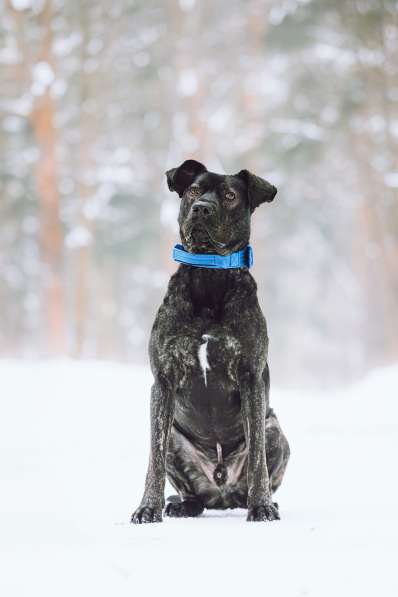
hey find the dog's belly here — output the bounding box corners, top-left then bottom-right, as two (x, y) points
(174, 376), (244, 448)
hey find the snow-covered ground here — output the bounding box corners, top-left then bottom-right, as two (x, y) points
(0, 360), (397, 597)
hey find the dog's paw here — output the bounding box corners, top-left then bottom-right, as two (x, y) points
(164, 499), (204, 518)
(247, 502), (280, 522)
(131, 506), (163, 524)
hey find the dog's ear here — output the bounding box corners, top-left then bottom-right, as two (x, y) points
(236, 169), (277, 212)
(166, 159), (207, 197)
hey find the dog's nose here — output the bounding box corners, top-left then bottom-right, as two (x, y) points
(191, 201), (215, 220)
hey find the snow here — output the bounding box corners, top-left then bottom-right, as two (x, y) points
(270, 118), (324, 140)
(179, 0), (196, 12)
(178, 69), (199, 97)
(53, 33), (82, 58)
(0, 360), (397, 597)
(32, 62), (55, 88)
(9, 0), (32, 11)
(2, 116), (25, 133)
(384, 172), (398, 188)
(65, 226), (93, 249)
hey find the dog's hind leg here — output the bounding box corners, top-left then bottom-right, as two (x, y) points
(164, 425), (215, 517)
(265, 409), (290, 494)
(164, 465), (205, 518)
(164, 461), (205, 518)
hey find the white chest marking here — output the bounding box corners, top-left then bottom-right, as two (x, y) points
(198, 334), (212, 387)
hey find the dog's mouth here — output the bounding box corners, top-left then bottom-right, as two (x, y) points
(185, 225), (227, 252)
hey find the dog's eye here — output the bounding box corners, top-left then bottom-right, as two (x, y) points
(188, 187), (201, 199)
(225, 191), (235, 202)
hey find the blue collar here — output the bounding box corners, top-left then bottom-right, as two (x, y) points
(172, 243), (253, 269)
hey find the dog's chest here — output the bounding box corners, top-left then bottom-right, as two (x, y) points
(195, 330), (240, 388)
(178, 270), (240, 385)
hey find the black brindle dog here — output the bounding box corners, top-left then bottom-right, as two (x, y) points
(131, 159), (290, 523)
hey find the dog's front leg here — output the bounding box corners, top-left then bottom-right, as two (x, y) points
(240, 370), (280, 522)
(131, 376), (175, 524)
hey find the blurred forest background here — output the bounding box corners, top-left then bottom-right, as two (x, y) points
(0, 0), (397, 387)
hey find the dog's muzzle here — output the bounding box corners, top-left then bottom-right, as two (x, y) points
(191, 200), (216, 222)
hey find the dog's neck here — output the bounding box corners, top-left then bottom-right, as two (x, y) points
(179, 265), (253, 321)
(190, 266), (231, 303)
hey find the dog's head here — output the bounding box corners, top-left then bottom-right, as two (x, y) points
(166, 159), (277, 254)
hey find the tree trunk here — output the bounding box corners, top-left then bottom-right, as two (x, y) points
(30, 1), (66, 355)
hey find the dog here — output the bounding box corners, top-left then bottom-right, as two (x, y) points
(131, 159), (290, 523)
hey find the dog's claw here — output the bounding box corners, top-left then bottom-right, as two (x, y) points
(247, 502), (280, 522)
(131, 506), (163, 524)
